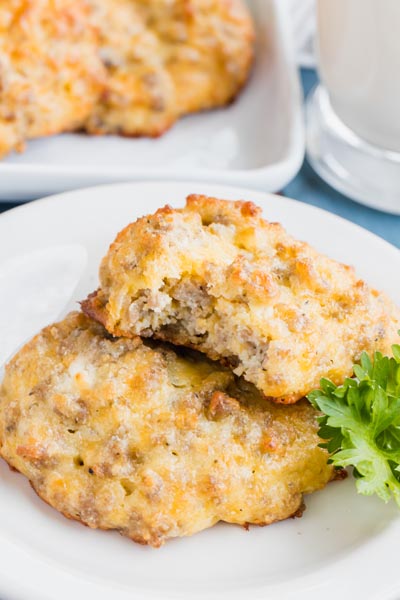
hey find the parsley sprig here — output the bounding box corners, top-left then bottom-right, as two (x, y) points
(308, 344), (400, 506)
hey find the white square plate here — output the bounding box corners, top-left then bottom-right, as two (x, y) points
(0, 0), (304, 201)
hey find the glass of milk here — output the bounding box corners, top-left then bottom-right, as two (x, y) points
(306, 0), (400, 214)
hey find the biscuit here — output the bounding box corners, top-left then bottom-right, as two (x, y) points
(85, 0), (254, 136)
(0, 312), (332, 546)
(0, 0), (104, 157)
(83, 195), (400, 404)
(135, 0), (255, 116)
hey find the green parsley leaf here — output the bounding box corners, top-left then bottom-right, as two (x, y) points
(307, 344), (400, 507)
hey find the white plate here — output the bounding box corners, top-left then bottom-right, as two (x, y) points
(0, 0), (304, 202)
(0, 181), (399, 600)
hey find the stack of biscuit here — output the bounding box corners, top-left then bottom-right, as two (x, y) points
(1, 195), (399, 546)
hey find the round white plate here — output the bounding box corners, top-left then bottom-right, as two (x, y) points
(0, 181), (399, 600)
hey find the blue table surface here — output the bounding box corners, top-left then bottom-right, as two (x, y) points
(0, 69), (399, 248)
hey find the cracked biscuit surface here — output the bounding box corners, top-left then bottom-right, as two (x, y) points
(0, 312), (332, 546)
(83, 195), (400, 404)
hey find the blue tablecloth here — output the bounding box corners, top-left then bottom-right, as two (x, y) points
(1, 69), (399, 248)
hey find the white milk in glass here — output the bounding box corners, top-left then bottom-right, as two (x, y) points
(317, 0), (400, 152)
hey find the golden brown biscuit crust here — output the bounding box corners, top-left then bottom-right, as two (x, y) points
(83, 195), (400, 403)
(0, 0), (104, 157)
(0, 312), (332, 546)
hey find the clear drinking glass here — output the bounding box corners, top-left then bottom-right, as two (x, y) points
(306, 0), (400, 214)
